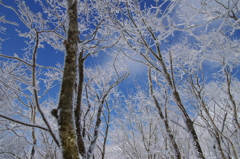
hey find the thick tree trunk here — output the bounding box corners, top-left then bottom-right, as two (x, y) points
(56, 0), (80, 158)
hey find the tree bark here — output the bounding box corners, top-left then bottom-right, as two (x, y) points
(75, 50), (86, 157)
(56, 0), (80, 158)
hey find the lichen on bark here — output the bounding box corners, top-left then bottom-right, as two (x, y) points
(55, 0), (80, 158)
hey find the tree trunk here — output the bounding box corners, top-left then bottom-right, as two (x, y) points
(74, 50), (86, 158)
(56, 0), (80, 158)
(149, 68), (181, 159)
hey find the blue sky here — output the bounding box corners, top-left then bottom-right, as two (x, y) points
(1, 0), (240, 98)
(0, 0), (159, 95)
(1, 2), (240, 158)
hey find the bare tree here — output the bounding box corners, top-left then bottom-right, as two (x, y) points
(0, 0), (239, 158)
(0, 0), (125, 158)
(148, 67), (181, 159)
(107, 1), (206, 158)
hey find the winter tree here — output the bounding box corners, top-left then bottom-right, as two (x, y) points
(0, 0), (127, 158)
(106, 0), (239, 158)
(0, 0), (239, 159)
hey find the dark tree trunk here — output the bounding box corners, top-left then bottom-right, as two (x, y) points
(56, 0), (80, 158)
(75, 50), (86, 157)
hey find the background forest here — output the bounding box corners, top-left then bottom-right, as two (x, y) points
(0, 0), (239, 158)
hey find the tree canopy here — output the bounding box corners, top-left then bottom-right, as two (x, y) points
(0, 0), (239, 159)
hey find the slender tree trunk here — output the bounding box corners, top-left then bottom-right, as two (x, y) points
(172, 91), (205, 159)
(158, 50), (205, 159)
(75, 50), (86, 157)
(56, 0), (80, 158)
(148, 69), (181, 159)
(102, 102), (110, 159)
(30, 104), (37, 159)
(86, 102), (103, 159)
(225, 70), (240, 129)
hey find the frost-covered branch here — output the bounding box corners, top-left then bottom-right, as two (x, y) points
(0, 114), (48, 131)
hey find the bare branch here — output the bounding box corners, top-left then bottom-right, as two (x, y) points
(0, 114), (49, 131)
